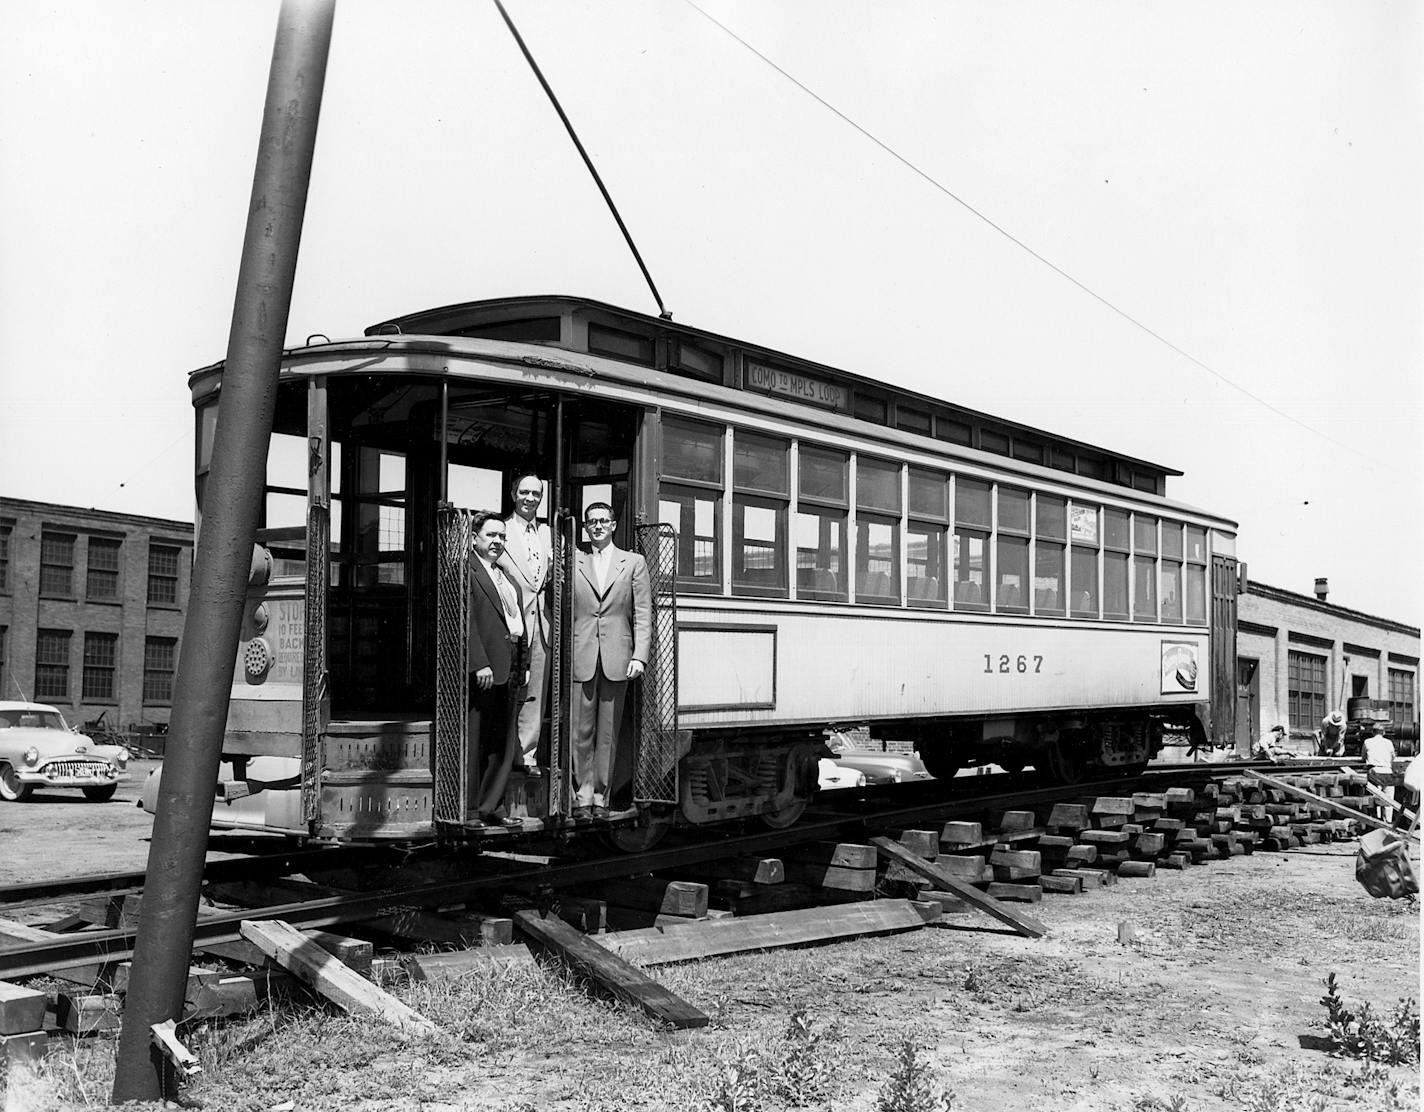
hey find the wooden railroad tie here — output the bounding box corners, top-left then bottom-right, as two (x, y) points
(869, 837), (1047, 938)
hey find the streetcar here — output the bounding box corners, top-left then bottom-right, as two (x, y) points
(144, 295), (1241, 848)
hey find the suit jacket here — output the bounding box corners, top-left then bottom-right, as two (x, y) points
(572, 544), (652, 683)
(497, 515), (552, 648)
(468, 557), (527, 685)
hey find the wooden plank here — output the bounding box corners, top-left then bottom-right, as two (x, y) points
(919, 890), (971, 914)
(512, 909), (708, 1029)
(870, 837), (1047, 938)
(240, 920), (437, 1037)
(1116, 861), (1157, 878)
(599, 900), (928, 966)
(0, 981), (47, 1036)
(1038, 874), (1082, 895)
(405, 944), (537, 982)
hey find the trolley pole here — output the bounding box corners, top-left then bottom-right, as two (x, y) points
(112, 1), (334, 1101)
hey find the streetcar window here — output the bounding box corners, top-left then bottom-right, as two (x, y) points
(952, 531), (987, 609)
(453, 316), (560, 343)
(1070, 544), (1099, 617)
(908, 468), (947, 520)
(799, 447), (848, 503)
(1012, 439), (1043, 465)
(733, 497), (786, 595)
(796, 509), (845, 601)
(587, 323), (654, 365)
(855, 518), (900, 604)
(935, 417), (972, 446)
(1133, 555), (1157, 622)
(797, 446), (848, 603)
(996, 487), (1030, 614)
(897, 406), (931, 435)
(660, 488), (721, 589)
(670, 340), (724, 384)
(1162, 558), (1183, 622)
(734, 433), (789, 495)
(856, 457), (901, 514)
(955, 479), (991, 529)
(980, 429), (1010, 456)
(1104, 552), (1129, 620)
(906, 522), (947, 607)
(1185, 525), (1208, 625)
(1034, 495), (1066, 616)
(853, 394), (888, 424)
(662, 416), (723, 485)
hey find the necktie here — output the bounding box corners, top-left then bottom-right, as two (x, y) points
(527, 523), (542, 582)
(493, 566), (523, 634)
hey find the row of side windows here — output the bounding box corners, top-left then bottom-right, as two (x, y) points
(658, 416), (1209, 624)
(32, 629), (178, 704)
(25, 532), (184, 606)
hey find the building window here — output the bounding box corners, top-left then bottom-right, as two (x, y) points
(732, 432), (788, 596)
(40, 532), (76, 597)
(995, 487), (1029, 614)
(148, 544), (181, 606)
(953, 478), (990, 610)
(1132, 514), (1157, 621)
(796, 446), (849, 602)
(87, 537), (122, 601)
(83, 632), (118, 701)
(659, 416), (724, 590)
(906, 468), (948, 608)
(1288, 650), (1327, 732)
(1034, 495), (1066, 616)
(1390, 669), (1416, 728)
(144, 637), (178, 704)
(0, 523), (10, 592)
(854, 457), (901, 604)
(35, 629), (72, 701)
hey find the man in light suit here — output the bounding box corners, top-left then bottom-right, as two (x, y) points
(571, 502), (652, 819)
(498, 470), (552, 773)
(467, 511), (528, 826)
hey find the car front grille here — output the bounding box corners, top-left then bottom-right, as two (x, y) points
(43, 760), (112, 779)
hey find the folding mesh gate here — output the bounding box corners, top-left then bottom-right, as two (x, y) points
(632, 522), (679, 805)
(434, 506), (473, 825)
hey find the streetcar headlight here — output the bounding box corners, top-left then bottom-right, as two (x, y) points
(22, 747), (40, 767)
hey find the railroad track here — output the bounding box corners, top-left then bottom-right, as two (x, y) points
(0, 758), (1364, 984)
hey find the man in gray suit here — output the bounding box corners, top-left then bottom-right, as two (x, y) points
(571, 502), (651, 819)
(498, 470), (552, 773)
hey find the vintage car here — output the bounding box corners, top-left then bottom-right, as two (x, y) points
(0, 701), (131, 802)
(817, 758), (868, 791)
(823, 731), (935, 785)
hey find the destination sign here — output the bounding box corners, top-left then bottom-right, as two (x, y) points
(745, 360), (847, 412)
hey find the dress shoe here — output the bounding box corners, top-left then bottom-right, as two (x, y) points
(570, 805), (592, 821)
(590, 805), (610, 821)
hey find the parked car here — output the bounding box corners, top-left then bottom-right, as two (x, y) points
(824, 731), (935, 784)
(0, 701), (131, 802)
(817, 758), (867, 791)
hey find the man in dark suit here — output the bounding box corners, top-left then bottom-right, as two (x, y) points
(468, 510), (529, 826)
(571, 502), (652, 819)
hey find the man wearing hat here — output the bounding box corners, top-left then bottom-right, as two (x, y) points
(1317, 710), (1347, 757)
(1253, 724), (1290, 762)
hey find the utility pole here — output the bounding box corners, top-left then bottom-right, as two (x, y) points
(112, 1), (334, 1100)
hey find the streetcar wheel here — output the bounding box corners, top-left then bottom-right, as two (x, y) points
(0, 764), (33, 802)
(759, 796), (808, 830)
(1043, 741), (1087, 784)
(83, 784), (118, 803)
(602, 814), (672, 853)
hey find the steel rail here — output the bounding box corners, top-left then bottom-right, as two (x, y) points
(0, 760), (1361, 979)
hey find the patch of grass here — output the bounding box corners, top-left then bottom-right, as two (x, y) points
(1319, 973), (1420, 1065)
(875, 1040), (954, 1112)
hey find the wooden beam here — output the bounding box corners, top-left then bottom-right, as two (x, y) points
(511, 910), (708, 1029)
(239, 920), (437, 1038)
(1244, 770), (1420, 844)
(869, 838), (1047, 938)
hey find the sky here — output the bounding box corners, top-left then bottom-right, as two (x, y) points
(2, 0), (1421, 626)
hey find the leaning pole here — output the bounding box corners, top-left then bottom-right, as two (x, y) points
(112, 1), (334, 1101)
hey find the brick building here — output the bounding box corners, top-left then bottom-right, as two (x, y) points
(1236, 578), (1419, 755)
(0, 497), (193, 734)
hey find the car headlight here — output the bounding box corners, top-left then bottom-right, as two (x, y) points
(854, 771), (867, 788)
(893, 768), (904, 782)
(115, 748), (131, 767)
(23, 747), (40, 767)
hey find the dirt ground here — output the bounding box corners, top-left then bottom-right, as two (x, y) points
(0, 767), (1419, 1111)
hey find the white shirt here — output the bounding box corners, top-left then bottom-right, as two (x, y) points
(1362, 734), (1396, 774)
(478, 554), (524, 638)
(590, 543), (616, 592)
(515, 516), (544, 583)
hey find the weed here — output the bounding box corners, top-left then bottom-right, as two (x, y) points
(1130, 1096), (1189, 1112)
(1319, 972), (1421, 1064)
(875, 1039), (953, 1112)
(762, 1008), (834, 1107)
(701, 1044), (763, 1112)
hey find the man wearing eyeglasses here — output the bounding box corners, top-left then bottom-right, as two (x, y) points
(571, 502), (652, 820)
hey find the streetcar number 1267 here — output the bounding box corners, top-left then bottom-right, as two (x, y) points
(984, 654), (1043, 674)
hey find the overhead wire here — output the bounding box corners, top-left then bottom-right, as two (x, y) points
(492, 0), (672, 320)
(681, 0), (1377, 466)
